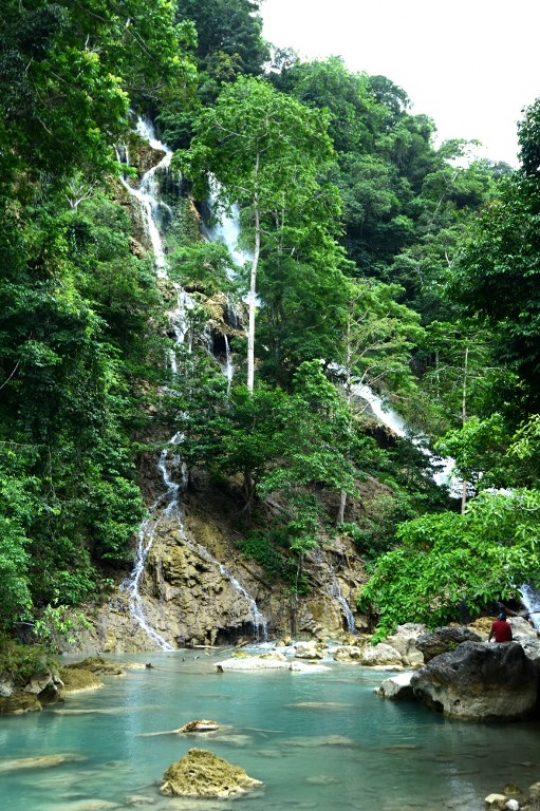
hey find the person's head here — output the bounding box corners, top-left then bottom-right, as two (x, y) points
(498, 612), (506, 621)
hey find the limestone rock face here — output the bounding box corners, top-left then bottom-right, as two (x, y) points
(411, 641), (538, 720)
(357, 643), (403, 667)
(295, 641), (323, 660)
(386, 623), (426, 666)
(333, 645), (365, 662)
(160, 748), (263, 798)
(65, 490), (370, 653)
(0, 667), (64, 714)
(376, 672), (415, 700)
(0, 691), (42, 715)
(416, 626), (482, 663)
(509, 617), (540, 661)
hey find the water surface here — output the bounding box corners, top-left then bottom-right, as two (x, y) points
(1, 648), (538, 811)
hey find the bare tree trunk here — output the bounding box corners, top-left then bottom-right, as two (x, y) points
(460, 346), (469, 515)
(337, 489), (347, 524)
(247, 151), (260, 393)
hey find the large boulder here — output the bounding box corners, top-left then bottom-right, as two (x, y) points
(411, 641), (538, 720)
(386, 623), (426, 666)
(415, 626), (482, 662)
(509, 617), (540, 661)
(160, 748), (263, 798)
(0, 666), (64, 714)
(294, 641), (323, 660)
(357, 642), (403, 667)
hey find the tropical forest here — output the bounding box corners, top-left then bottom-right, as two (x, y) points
(2, 0), (540, 660)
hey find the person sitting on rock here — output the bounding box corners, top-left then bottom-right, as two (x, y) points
(488, 612), (513, 643)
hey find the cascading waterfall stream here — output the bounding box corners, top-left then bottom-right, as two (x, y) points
(119, 118), (267, 648)
(518, 585), (540, 630)
(350, 379), (462, 496)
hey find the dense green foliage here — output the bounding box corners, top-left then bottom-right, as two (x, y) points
(2, 0), (540, 645)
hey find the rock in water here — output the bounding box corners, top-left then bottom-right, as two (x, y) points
(411, 641), (538, 720)
(160, 748), (263, 798)
(179, 719), (219, 733)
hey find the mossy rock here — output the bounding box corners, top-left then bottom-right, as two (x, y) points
(59, 667), (103, 693)
(160, 748), (263, 798)
(65, 656), (126, 676)
(0, 691), (42, 715)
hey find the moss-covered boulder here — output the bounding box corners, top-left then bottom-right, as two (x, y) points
(0, 691), (42, 715)
(58, 667), (103, 694)
(65, 656), (126, 676)
(160, 748), (263, 798)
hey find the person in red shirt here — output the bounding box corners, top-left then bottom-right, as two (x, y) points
(488, 612), (513, 643)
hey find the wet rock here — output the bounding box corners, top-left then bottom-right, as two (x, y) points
(333, 645), (364, 662)
(509, 617), (540, 661)
(289, 661), (331, 674)
(0, 754), (85, 771)
(58, 666), (104, 694)
(416, 626), (482, 662)
(411, 641), (538, 720)
(375, 671), (415, 700)
(485, 794), (508, 809)
(216, 656), (290, 672)
(295, 641), (323, 660)
(179, 719), (219, 733)
(357, 642), (403, 667)
(160, 748), (263, 798)
(0, 691), (42, 715)
(67, 657), (126, 676)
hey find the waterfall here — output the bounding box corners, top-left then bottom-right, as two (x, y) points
(118, 118), (172, 278)
(204, 176), (251, 276)
(351, 383), (406, 437)
(350, 379), (462, 497)
(310, 547), (356, 634)
(119, 119), (267, 648)
(222, 334), (235, 392)
(330, 571), (356, 635)
(519, 585), (540, 630)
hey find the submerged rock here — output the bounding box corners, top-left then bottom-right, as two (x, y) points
(160, 747), (263, 798)
(0, 753), (85, 772)
(411, 641), (538, 720)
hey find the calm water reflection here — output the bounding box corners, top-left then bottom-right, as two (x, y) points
(1, 648), (539, 811)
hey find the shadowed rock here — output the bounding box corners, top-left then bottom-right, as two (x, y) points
(411, 641), (538, 720)
(415, 626), (482, 663)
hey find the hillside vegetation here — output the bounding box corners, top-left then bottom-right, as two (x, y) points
(2, 0), (540, 643)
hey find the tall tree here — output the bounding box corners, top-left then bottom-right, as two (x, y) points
(179, 76), (339, 391)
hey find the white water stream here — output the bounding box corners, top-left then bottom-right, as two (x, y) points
(119, 119), (267, 648)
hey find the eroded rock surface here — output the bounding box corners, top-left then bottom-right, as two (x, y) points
(416, 626), (482, 663)
(160, 748), (263, 798)
(411, 641), (538, 720)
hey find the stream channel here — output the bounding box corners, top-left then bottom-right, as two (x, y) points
(2, 646), (540, 811)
